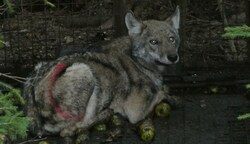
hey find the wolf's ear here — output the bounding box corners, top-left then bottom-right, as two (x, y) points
(166, 6), (180, 30)
(125, 11), (143, 35)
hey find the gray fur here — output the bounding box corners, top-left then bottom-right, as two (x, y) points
(24, 6), (181, 137)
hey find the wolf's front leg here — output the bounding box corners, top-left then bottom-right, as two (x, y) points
(163, 86), (182, 108)
(164, 94), (182, 108)
(60, 109), (113, 137)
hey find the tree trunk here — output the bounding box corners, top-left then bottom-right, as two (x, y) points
(113, 0), (128, 37)
(179, 0), (187, 54)
(175, 0), (187, 75)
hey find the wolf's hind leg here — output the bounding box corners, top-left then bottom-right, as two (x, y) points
(44, 121), (75, 134)
(60, 109), (113, 137)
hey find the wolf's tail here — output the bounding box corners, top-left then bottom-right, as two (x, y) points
(23, 62), (51, 135)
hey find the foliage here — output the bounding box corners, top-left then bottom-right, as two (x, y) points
(246, 84), (250, 89)
(223, 27), (250, 120)
(237, 84), (250, 120)
(0, 81), (30, 143)
(3, 0), (14, 13)
(3, 0), (55, 14)
(222, 25), (250, 39)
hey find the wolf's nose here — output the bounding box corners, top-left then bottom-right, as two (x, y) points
(167, 55), (178, 63)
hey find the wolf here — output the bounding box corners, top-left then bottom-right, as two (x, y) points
(23, 6), (181, 138)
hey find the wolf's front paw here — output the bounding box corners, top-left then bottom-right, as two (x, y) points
(60, 127), (76, 137)
(165, 95), (183, 109)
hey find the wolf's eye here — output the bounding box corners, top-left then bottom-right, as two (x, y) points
(169, 36), (175, 43)
(149, 39), (158, 45)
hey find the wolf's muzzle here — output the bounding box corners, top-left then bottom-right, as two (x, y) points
(167, 54), (179, 63)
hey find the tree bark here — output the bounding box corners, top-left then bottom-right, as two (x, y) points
(179, 0), (187, 53)
(218, 0), (237, 61)
(113, 0), (128, 37)
(175, 0), (187, 74)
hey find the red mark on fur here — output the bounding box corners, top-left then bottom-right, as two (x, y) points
(48, 63), (81, 121)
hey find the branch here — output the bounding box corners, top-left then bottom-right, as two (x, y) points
(0, 73), (27, 83)
(18, 137), (48, 144)
(217, 0), (237, 59)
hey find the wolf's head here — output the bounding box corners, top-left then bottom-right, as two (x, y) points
(125, 6), (180, 66)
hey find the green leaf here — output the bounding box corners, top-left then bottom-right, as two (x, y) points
(237, 113), (250, 120)
(3, 0), (15, 13)
(44, 0), (56, 8)
(12, 88), (25, 105)
(246, 84), (250, 89)
(0, 129), (8, 135)
(0, 81), (25, 105)
(222, 25), (250, 39)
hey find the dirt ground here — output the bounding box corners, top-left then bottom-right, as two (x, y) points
(114, 94), (250, 144)
(17, 93), (250, 144)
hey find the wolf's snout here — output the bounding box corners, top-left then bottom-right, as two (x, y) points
(167, 54), (179, 63)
